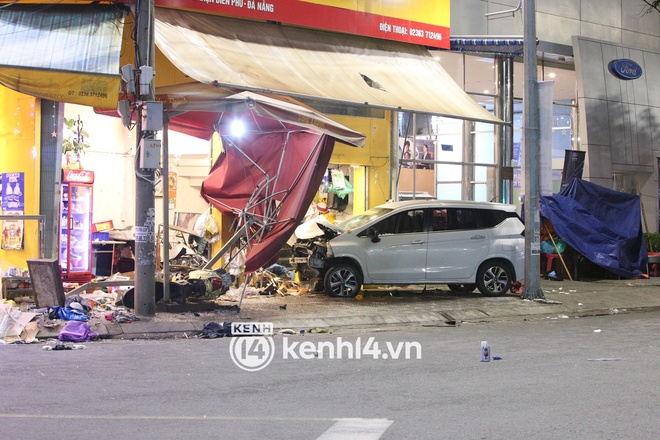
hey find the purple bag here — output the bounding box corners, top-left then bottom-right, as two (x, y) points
(58, 321), (99, 342)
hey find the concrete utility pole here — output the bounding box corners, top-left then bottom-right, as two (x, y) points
(522, 0), (543, 299)
(133, 0), (157, 315)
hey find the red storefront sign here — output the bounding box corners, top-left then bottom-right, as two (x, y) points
(155, 0), (450, 49)
(62, 169), (95, 184)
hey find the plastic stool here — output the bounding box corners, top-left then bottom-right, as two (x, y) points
(650, 264), (660, 277)
(543, 253), (561, 274)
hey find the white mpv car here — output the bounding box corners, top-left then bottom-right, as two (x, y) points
(290, 200), (525, 297)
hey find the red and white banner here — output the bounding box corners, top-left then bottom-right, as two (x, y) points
(155, 0), (450, 49)
(62, 169), (95, 184)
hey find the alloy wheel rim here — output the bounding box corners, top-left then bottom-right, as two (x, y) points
(329, 269), (357, 296)
(484, 266), (509, 292)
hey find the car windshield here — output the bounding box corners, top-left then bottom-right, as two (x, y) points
(338, 208), (393, 231)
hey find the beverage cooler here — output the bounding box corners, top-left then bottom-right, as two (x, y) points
(60, 169), (94, 283)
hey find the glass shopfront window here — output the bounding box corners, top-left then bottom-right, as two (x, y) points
(397, 52), (577, 204)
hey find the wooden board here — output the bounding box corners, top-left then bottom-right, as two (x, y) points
(27, 259), (66, 308)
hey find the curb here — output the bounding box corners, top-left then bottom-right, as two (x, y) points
(42, 303), (657, 341)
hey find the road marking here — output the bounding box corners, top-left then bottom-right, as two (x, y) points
(316, 418), (393, 439)
(0, 414), (334, 422)
(0, 414), (393, 438)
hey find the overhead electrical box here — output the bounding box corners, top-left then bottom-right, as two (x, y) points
(139, 139), (161, 169)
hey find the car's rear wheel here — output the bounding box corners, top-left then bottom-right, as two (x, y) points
(324, 264), (362, 297)
(476, 260), (512, 296)
(447, 283), (477, 292)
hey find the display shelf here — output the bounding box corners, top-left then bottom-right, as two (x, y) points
(1, 276), (33, 301)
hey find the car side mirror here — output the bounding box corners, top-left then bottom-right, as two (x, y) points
(367, 227), (380, 243)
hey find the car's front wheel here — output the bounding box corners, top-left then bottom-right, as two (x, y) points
(324, 264), (362, 297)
(476, 260), (512, 296)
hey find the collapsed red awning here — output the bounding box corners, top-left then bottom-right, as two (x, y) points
(201, 131), (337, 272)
(97, 82), (365, 272)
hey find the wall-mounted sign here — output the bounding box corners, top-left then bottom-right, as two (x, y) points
(1, 172), (25, 250)
(62, 169), (95, 184)
(608, 59), (643, 80)
(155, 0), (450, 49)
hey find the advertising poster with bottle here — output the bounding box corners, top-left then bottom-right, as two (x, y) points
(1, 172), (25, 250)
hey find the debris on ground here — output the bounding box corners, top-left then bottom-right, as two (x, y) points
(249, 268), (303, 296)
(104, 309), (140, 323)
(199, 322), (232, 338)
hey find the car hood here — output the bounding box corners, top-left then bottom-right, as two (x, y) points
(292, 216), (345, 240)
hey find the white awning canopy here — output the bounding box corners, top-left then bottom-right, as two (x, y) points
(154, 8), (501, 124)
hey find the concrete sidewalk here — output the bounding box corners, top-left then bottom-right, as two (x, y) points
(36, 277), (660, 340)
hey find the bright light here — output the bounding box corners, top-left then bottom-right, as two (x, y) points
(230, 119), (245, 137)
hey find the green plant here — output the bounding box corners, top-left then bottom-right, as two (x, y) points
(644, 233), (660, 253)
(62, 116), (91, 156)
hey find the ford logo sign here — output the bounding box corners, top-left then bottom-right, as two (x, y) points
(608, 59), (643, 80)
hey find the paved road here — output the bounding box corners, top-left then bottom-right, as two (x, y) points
(2, 311), (660, 439)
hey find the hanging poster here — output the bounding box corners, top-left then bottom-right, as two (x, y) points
(561, 150), (586, 190)
(1, 172), (25, 250)
(168, 171), (177, 210)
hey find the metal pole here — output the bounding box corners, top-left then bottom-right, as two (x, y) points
(134, 0), (156, 315)
(522, 0), (543, 299)
(162, 118), (170, 302)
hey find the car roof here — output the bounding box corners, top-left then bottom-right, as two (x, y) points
(375, 199), (517, 212)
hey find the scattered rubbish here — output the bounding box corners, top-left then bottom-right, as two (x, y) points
(199, 322), (232, 338)
(544, 271), (564, 281)
(64, 295), (93, 312)
(609, 308), (619, 315)
(43, 342), (86, 351)
(1, 303), (38, 342)
(58, 321), (99, 342)
(480, 341), (491, 362)
(569, 289), (577, 293)
(594, 329), (601, 332)
(558, 314), (569, 318)
(578, 303), (583, 306)
(39, 318), (61, 329)
(308, 327), (331, 333)
(493, 356), (502, 361)
(48, 305), (89, 322)
(299, 329), (305, 335)
(105, 310), (139, 323)
(534, 298), (562, 304)
(250, 268), (301, 296)
(279, 328), (295, 335)
(280, 304), (287, 310)
(587, 358), (624, 361)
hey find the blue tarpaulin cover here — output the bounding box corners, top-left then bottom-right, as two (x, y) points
(540, 178), (647, 279)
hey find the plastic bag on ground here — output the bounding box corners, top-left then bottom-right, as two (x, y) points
(58, 321), (98, 342)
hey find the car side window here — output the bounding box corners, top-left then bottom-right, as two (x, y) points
(431, 208), (477, 231)
(369, 209), (425, 236)
(431, 208), (449, 231)
(397, 209), (425, 234)
(454, 208), (477, 230)
(478, 209), (517, 228)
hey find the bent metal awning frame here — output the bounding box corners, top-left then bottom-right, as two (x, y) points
(154, 7), (502, 125)
(125, 85), (364, 306)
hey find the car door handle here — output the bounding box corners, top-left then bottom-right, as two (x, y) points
(411, 240), (425, 245)
(470, 235), (485, 240)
